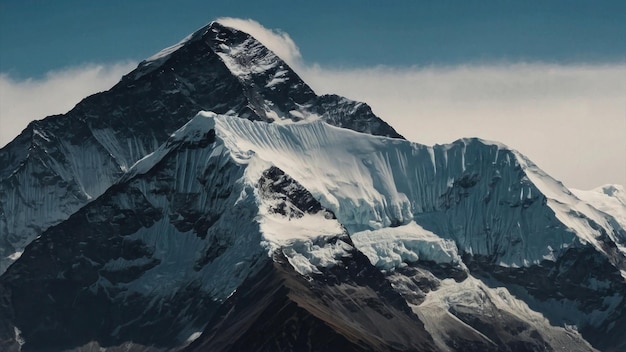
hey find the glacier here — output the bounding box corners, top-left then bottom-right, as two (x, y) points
(119, 111), (355, 280)
(0, 21), (400, 274)
(0, 19), (625, 351)
(96, 110), (626, 344)
(574, 185), (626, 237)
(153, 110), (624, 350)
(206, 111), (623, 269)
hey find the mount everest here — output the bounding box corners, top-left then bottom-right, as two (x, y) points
(0, 21), (625, 351)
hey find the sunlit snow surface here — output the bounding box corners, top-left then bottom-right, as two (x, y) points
(573, 185), (626, 236)
(351, 221), (464, 271)
(115, 112), (353, 283)
(107, 110), (626, 283)
(183, 111), (622, 269)
(257, 200), (351, 275)
(2, 110), (622, 349)
(127, 111), (619, 343)
(414, 275), (596, 351)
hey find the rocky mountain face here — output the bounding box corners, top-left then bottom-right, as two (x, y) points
(1, 21), (625, 352)
(0, 21), (399, 274)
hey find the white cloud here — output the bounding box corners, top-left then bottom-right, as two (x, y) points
(215, 17), (302, 68)
(297, 63), (626, 190)
(0, 62), (136, 148)
(213, 19), (625, 189)
(1, 20), (624, 190)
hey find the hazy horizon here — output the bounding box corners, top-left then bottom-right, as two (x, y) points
(1, 2), (624, 190)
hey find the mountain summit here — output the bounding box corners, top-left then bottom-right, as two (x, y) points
(1, 20), (625, 352)
(0, 21), (400, 274)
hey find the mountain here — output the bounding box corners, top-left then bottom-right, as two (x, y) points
(1, 20), (625, 351)
(0, 21), (400, 274)
(573, 185), (626, 233)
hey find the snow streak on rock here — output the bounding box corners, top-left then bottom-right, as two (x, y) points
(0, 19), (625, 352)
(0, 21), (400, 275)
(207, 112), (623, 269)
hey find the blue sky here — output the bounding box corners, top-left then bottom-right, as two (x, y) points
(2, 0), (625, 77)
(0, 1), (625, 189)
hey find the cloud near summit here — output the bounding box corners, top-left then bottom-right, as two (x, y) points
(219, 19), (626, 190)
(216, 17), (303, 68)
(0, 62), (137, 148)
(1, 19), (624, 189)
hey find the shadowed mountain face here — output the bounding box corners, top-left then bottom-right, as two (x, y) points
(0, 121), (423, 351)
(187, 251), (437, 352)
(1, 20), (625, 352)
(0, 21), (401, 274)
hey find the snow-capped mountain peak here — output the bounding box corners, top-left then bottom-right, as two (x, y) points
(131, 111), (626, 273)
(573, 184), (626, 240)
(1, 19), (625, 352)
(0, 20), (400, 274)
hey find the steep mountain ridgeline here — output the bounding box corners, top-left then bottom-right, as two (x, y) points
(1, 18), (624, 351)
(0, 21), (401, 273)
(2, 111), (622, 351)
(0, 114), (412, 352)
(210, 113), (623, 267)
(0, 115), (263, 351)
(209, 112), (626, 349)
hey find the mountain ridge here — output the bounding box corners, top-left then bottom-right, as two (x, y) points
(0, 20), (400, 274)
(2, 111), (621, 350)
(0, 20), (625, 351)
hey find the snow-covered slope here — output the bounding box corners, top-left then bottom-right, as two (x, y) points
(1, 111), (622, 351)
(209, 112), (625, 268)
(209, 112), (626, 349)
(574, 185), (626, 235)
(126, 110), (625, 279)
(1, 19), (625, 352)
(0, 113), (355, 351)
(0, 20), (400, 274)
